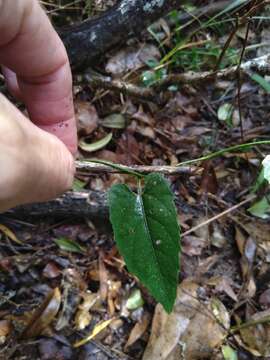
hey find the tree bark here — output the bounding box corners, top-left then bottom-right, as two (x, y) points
(60, 0), (179, 69)
(3, 191), (108, 220)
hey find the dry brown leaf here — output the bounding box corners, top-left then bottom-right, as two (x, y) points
(136, 125), (155, 140)
(207, 276), (238, 302)
(211, 224), (227, 249)
(236, 309), (270, 357)
(21, 288), (61, 339)
(143, 280), (229, 360)
(200, 161), (218, 195)
(259, 289), (270, 308)
(235, 226), (246, 255)
(0, 224), (23, 245)
(73, 318), (114, 348)
(75, 100), (98, 135)
(182, 235), (208, 256)
(0, 320), (12, 344)
(74, 292), (99, 331)
(233, 216), (270, 244)
(99, 254), (108, 302)
(257, 28), (270, 57)
(235, 226), (257, 297)
(42, 262), (61, 279)
(108, 280), (122, 316)
(125, 312), (151, 350)
(105, 44), (160, 75)
(55, 269), (83, 331)
(132, 106), (154, 125)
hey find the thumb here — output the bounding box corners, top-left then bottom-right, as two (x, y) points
(0, 94), (75, 211)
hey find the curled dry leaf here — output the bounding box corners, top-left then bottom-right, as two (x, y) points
(74, 292), (99, 331)
(0, 224), (23, 245)
(21, 288), (61, 339)
(143, 280), (229, 360)
(79, 133), (113, 153)
(99, 254), (108, 302)
(125, 312), (151, 350)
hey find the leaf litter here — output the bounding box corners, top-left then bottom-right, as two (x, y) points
(1, 0), (270, 359)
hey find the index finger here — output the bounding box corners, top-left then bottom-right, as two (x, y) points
(0, 0), (77, 153)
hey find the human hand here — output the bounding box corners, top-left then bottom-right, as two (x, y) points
(0, 0), (77, 212)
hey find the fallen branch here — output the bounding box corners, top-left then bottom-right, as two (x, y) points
(4, 191), (108, 219)
(83, 72), (161, 104)
(181, 195), (256, 237)
(4, 191), (256, 229)
(153, 54), (270, 89)
(82, 54), (270, 102)
(60, 0), (253, 69)
(76, 160), (200, 176)
(60, 0), (180, 69)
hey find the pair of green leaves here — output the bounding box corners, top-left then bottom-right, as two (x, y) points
(109, 173), (181, 313)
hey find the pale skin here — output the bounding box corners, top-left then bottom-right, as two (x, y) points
(0, 0), (77, 212)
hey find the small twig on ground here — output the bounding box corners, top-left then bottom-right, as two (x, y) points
(153, 54), (270, 88)
(82, 54), (270, 103)
(181, 194), (256, 237)
(76, 140), (270, 176)
(169, 0), (241, 28)
(76, 160), (201, 176)
(83, 72), (162, 104)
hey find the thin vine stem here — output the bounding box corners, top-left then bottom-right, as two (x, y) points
(177, 140), (270, 166)
(77, 141), (270, 176)
(81, 159), (144, 178)
(231, 316), (270, 333)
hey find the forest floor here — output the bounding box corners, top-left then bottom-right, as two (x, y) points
(1, 0), (270, 359)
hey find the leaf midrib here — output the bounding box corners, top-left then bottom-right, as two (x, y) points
(136, 192), (169, 296)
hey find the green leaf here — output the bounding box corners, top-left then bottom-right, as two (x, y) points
(72, 178), (86, 191)
(248, 197), (270, 219)
(222, 345), (238, 360)
(54, 237), (86, 254)
(126, 289), (144, 310)
(251, 168), (266, 193)
(141, 70), (157, 87)
(108, 173), (180, 313)
(100, 113), (126, 129)
(217, 103), (233, 126)
(250, 73), (270, 93)
(79, 133), (113, 153)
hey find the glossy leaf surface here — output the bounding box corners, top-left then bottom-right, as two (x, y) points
(109, 173), (180, 312)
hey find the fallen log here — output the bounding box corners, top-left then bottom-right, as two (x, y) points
(60, 0), (179, 69)
(3, 191), (108, 219)
(4, 162), (200, 219)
